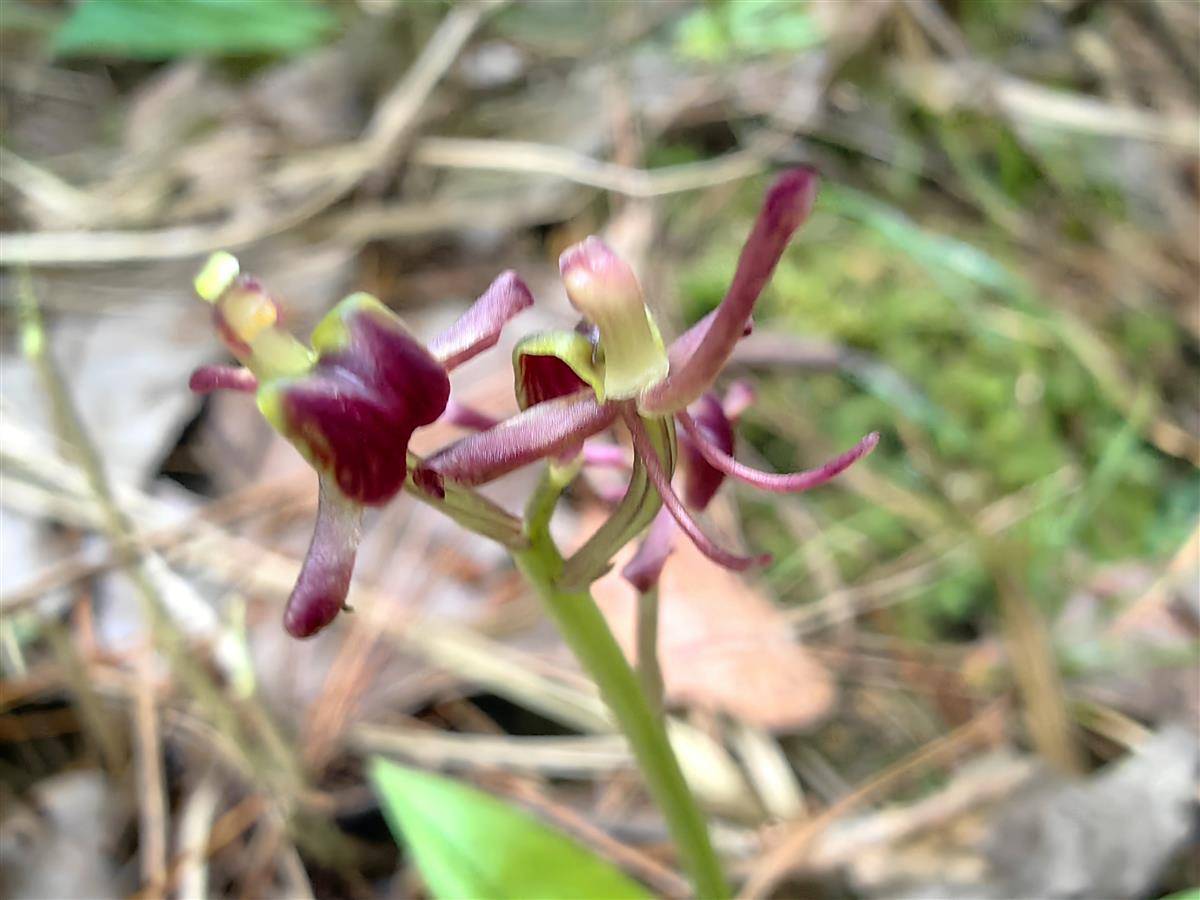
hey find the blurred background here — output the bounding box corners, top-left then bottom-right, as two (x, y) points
(1, 1), (1197, 897)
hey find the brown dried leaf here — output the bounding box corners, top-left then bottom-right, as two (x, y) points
(591, 519), (835, 731)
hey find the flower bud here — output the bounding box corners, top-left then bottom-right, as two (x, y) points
(560, 237), (668, 400)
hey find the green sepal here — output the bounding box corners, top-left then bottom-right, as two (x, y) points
(513, 330), (605, 409)
(404, 452), (528, 551)
(559, 414), (677, 590)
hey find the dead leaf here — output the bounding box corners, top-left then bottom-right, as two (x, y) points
(590, 514), (836, 731)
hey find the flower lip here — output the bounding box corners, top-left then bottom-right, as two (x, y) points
(519, 353), (590, 407)
(512, 330), (600, 410)
(262, 295), (451, 506)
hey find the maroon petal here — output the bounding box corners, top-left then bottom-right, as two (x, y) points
(427, 271), (534, 371)
(517, 353), (590, 408)
(188, 365), (258, 394)
(677, 411), (879, 493)
(678, 393), (734, 511)
(284, 476), (363, 638)
(267, 300), (450, 505)
(641, 168), (818, 414)
(625, 409), (770, 572)
(622, 508), (677, 593)
(419, 393), (618, 487)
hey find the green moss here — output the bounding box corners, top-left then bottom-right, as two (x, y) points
(677, 176), (1187, 633)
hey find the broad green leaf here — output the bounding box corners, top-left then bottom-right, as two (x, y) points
(370, 757), (651, 900)
(52, 0), (337, 59)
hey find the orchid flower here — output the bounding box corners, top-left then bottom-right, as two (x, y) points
(189, 167), (876, 636)
(413, 167), (878, 587)
(189, 253), (532, 637)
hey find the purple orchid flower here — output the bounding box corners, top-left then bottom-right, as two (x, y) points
(189, 255), (531, 637)
(414, 167), (878, 585)
(190, 167), (877, 638)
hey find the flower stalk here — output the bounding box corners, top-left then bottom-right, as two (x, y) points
(517, 469), (728, 899)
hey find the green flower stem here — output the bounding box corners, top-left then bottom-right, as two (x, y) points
(636, 586), (664, 714)
(515, 467), (728, 899)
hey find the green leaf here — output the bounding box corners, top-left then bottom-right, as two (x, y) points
(370, 757), (651, 900)
(52, 0), (337, 59)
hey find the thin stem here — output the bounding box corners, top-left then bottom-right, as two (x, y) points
(636, 587), (663, 714)
(516, 470), (728, 899)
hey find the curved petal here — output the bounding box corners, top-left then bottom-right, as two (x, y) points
(284, 475), (363, 638)
(622, 508), (676, 593)
(625, 409), (770, 572)
(427, 270), (534, 370)
(188, 365), (258, 394)
(662, 310), (753, 384)
(641, 168), (818, 414)
(677, 411), (879, 493)
(417, 393), (618, 488)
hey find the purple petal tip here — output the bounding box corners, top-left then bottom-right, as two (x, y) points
(188, 365), (258, 394)
(283, 480), (362, 639)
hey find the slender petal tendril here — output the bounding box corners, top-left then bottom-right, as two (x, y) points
(624, 407), (770, 572)
(678, 411), (880, 494)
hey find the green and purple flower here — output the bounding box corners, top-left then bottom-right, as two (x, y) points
(191, 168), (878, 636)
(191, 256), (531, 636)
